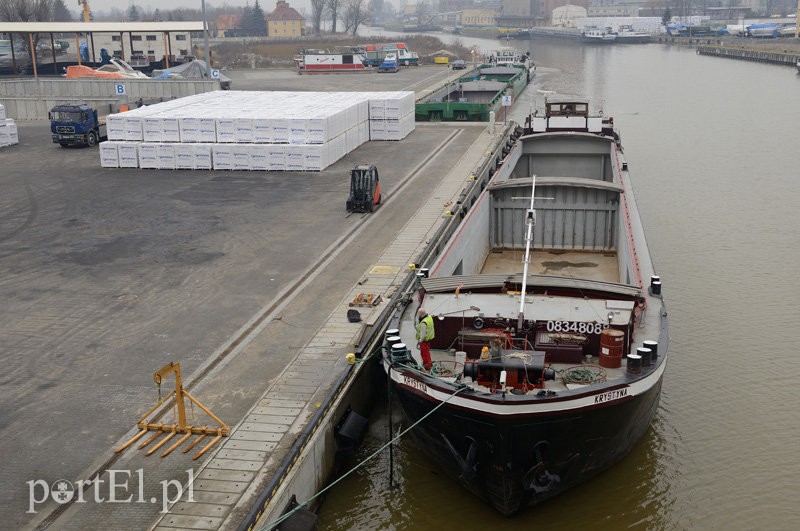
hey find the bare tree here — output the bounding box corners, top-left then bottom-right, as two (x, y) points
(327, 0), (341, 33)
(342, 0), (369, 35)
(0, 0), (56, 58)
(0, 0), (54, 21)
(310, 0), (325, 35)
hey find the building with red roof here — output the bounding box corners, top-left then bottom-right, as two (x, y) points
(266, 1), (306, 38)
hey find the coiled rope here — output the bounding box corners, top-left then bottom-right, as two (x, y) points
(258, 383), (469, 530)
(559, 365), (608, 385)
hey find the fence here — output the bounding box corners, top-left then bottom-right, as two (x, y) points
(0, 78), (219, 120)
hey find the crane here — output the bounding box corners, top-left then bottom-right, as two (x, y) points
(79, 0), (90, 23)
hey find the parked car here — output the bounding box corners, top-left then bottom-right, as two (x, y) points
(452, 59), (467, 70)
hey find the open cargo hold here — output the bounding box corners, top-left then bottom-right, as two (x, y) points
(415, 64), (528, 122)
(100, 90), (415, 170)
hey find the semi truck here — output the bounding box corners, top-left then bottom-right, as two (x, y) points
(49, 104), (107, 147)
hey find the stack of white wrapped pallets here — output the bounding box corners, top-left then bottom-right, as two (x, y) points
(99, 90), (415, 171)
(365, 91), (416, 141)
(0, 104), (19, 148)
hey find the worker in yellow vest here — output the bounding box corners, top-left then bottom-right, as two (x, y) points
(416, 308), (435, 370)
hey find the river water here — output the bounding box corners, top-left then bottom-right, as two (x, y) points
(316, 33), (800, 530)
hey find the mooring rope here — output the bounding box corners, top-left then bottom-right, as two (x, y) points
(258, 383), (469, 530)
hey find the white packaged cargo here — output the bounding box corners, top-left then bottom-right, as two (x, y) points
(179, 117), (199, 143)
(385, 119), (403, 139)
(250, 144), (269, 171)
(268, 145), (286, 171)
(385, 99), (403, 120)
(289, 121), (307, 145)
(89, 90), (419, 171)
(124, 116), (143, 141)
(157, 143), (175, 169)
(369, 120), (386, 141)
(174, 144), (195, 169)
(162, 118), (180, 142)
(235, 118), (254, 143)
(232, 144), (251, 171)
(5, 119), (18, 144)
(272, 119), (289, 143)
(332, 134), (346, 164)
(118, 142), (139, 167)
(369, 100), (385, 120)
(107, 115), (126, 140)
(212, 144), (234, 170)
(345, 127), (356, 153)
(143, 117), (162, 142)
(0, 103), (5, 120)
(253, 119), (272, 143)
(216, 118), (236, 143)
(304, 144), (325, 172)
(285, 145), (304, 172)
(198, 118), (217, 142)
(99, 142), (119, 168)
(0, 128), (9, 147)
(405, 113), (415, 137)
(306, 118), (326, 144)
(138, 143), (159, 168)
(193, 144), (213, 169)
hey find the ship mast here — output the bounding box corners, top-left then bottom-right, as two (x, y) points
(517, 175), (537, 330)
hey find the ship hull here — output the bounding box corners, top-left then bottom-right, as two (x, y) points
(388, 362), (663, 515)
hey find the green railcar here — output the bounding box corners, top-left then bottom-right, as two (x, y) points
(415, 64), (529, 122)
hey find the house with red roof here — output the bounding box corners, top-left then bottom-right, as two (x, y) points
(266, 1), (306, 38)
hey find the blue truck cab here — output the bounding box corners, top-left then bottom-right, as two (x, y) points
(49, 104), (107, 147)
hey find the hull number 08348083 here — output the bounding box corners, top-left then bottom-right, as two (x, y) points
(545, 321), (608, 334)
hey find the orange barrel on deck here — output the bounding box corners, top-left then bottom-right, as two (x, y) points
(599, 328), (625, 368)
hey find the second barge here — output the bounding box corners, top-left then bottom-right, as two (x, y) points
(415, 63), (530, 122)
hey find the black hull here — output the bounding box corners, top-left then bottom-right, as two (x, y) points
(616, 36), (652, 44)
(391, 375), (663, 515)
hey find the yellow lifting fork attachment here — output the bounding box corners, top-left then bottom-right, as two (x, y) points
(115, 362), (230, 460)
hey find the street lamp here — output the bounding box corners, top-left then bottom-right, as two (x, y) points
(201, 0), (211, 78)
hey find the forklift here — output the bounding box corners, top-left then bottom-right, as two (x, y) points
(346, 164), (382, 213)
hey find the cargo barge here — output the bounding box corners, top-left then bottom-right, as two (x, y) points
(415, 63), (529, 122)
(381, 100), (669, 515)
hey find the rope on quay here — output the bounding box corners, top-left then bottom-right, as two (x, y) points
(258, 383), (469, 530)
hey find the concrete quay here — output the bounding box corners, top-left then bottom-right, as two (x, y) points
(0, 66), (510, 530)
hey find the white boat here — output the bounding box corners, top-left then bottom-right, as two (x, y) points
(581, 27), (617, 44)
(294, 48), (369, 72)
(614, 25), (651, 44)
(95, 58), (150, 78)
(490, 47), (535, 79)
